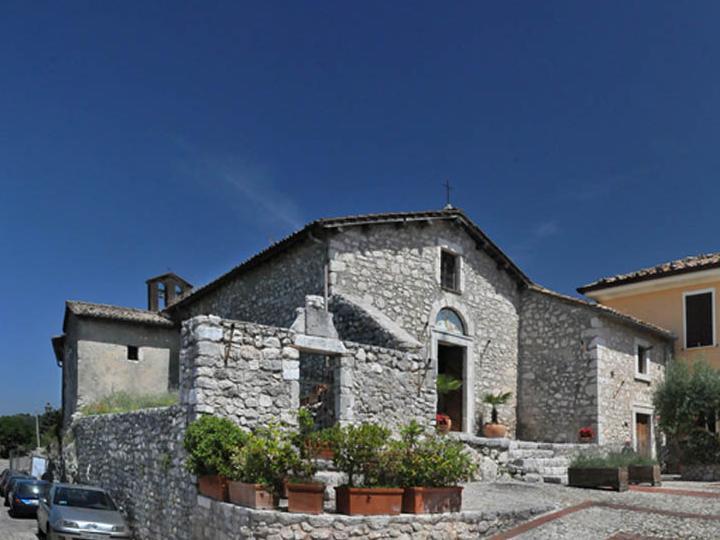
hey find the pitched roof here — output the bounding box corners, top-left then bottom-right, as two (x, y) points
(529, 284), (675, 340)
(578, 252), (720, 294)
(165, 207), (531, 313)
(65, 300), (175, 329)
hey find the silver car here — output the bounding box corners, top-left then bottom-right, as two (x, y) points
(37, 483), (131, 540)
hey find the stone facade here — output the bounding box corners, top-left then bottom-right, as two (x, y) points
(191, 495), (550, 540)
(328, 221), (521, 436)
(179, 316), (300, 428)
(175, 239), (326, 329)
(519, 288), (671, 447)
(63, 406), (195, 540)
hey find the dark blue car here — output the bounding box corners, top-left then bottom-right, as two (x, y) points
(8, 479), (49, 517)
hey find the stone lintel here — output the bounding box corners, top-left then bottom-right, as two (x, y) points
(292, 334), (347, 355)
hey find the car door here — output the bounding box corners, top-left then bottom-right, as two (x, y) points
(37, 485), (53, 533)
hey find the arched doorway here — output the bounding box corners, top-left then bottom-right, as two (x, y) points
(434, 308), (471, 432)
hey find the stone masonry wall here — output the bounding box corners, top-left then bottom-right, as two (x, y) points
(64, 406), (195, 540)
(336, 341), (435, 428)
(518, 289), (599, 443)
(596, 319), (668, 447)
(176, 238), (326, 329)
(179, 316), (300, 428)
(328, 221), (521, 435)
(192, 495), (550, 540)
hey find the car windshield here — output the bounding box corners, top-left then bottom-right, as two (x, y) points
(15, 482), (47, 498)
(53, 487), (116, 510)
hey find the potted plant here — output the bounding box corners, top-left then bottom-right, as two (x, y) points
(567, 453), (629, 492)
(436, 374), (462, 432)
(329, 423), (404, 515)
(183, 415), (247, 500)
(578, 426), (594, 443)
(482, 391), (512, 438)
(228, 425), (295, 509)
(394, 421), (477, 513)
(297, 407), (334, 460)
(286, 409), (326, 514)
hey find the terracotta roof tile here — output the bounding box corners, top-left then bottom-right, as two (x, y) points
(66, 301), (175, 327)
(578, 253), (720, 294)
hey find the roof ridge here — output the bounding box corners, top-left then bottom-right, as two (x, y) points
(67, 299), (165, 315)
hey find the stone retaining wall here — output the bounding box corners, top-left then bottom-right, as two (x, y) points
(179, 316), (300, 428)
(64, 406), (195, 540)
(191, 495), (549, 540)
(681, 464), (720, 481)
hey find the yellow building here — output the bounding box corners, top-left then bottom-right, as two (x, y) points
(579, 253), (720, 369)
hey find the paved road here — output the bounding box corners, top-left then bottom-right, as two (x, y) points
(0, 459), (38, 540)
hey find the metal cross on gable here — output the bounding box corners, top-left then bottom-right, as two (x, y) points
(443, 179), (452, 207)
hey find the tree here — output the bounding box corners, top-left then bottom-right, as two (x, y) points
(0, 414), (35, 458)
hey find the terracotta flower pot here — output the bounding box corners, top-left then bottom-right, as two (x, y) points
(197, 475), (228, 501)
(307, 440), (334, 460)
(402, 486), (463, 514)
(579, 435), (593, 444)
(483, 423), (507, 438)
(286, 482), (326, 514)
(335, 486), (404, 516)
(228, 481), (277, 509)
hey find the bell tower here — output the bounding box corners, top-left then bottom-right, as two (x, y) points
(146, 272), (193, 311)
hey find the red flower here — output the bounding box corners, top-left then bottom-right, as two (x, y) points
(579, 426), (594, 438)
(436, 413), (451, 425)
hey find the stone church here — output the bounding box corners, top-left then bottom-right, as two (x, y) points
(52, 207), (673, 454)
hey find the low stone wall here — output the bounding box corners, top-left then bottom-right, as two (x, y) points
(338, 342), (435, 428)
(681, 464), (720, 481)
(179, 316), (300, 428)
(192, 495), (549, 540)
(64, 406), (195, 540)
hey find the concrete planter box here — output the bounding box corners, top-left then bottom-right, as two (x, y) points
(681, 464), (720, 481)
(568, 467), (628, 492)
(628, 465), (661, 486)
(402, 486), (462, 514)
(228, 481), (277, 509)
(335, 486), (404, 516)
(286, 482), (325, 514)
(197, 475), (228, 501)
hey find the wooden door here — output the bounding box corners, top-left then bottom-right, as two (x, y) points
(636, 413), (651, 458)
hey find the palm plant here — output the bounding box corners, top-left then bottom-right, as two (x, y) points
(483, 391), (512, 424)
(436, 374), (462, 395)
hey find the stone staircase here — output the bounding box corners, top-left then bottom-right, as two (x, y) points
(507, 441), (592, 485)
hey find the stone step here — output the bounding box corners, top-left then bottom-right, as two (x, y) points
(508, 449), (556, 459)
(512, 459), (569, 472)
(542, 474), (568, 485)
(511, 456), (569, 466)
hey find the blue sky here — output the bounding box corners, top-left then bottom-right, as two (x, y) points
(2, 2), (720, 415)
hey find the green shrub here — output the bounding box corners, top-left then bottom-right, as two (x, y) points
(184, 415), (247, 477)
(229, 425), (297, 494)
(570, 451), (657, 469)
(653, 360), (720, 437)
(391, 421), (477, 487)
(81, 391), (178, 415)
(683, 429), (720, 465)
(327, 423), (393, 487)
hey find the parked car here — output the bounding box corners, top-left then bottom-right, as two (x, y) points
(8, 479), (49, 517)
(37, 483), (131, 539)
(4, 474), (30, 505)
(1, 470), (26, 497)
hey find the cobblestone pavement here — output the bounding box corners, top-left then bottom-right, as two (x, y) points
(0, 459), (38, 540)
(475, 480), (720, 540)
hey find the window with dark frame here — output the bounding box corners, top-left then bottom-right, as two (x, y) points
(636, 345), (649, 376)
(685, 291), (714, 349)
(127, 345), (139, 361)
(441, 251), (459, 292)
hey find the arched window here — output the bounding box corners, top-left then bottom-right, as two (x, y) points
(435, 308), (465, 335)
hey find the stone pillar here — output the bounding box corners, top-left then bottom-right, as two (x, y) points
(335, 353), (355, 425)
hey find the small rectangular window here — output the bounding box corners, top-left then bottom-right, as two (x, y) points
(127, 346), (139, 361)
(637, 345), (649, 376)
(441, 251), (459, 292)
(685, 291), (714, 349)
